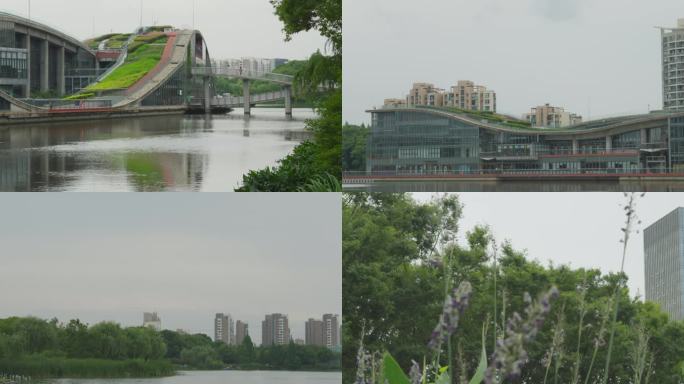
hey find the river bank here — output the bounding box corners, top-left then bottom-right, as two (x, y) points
(0, 357), (174, 379)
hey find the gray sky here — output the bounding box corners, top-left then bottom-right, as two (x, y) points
(412, 193), (684, 300)
(0, 0), (324, 60)
(0, 193), (341, 344)
(344, 0), (683, 124)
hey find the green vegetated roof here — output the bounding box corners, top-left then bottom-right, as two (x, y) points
(416, 105), (539, 130)
(86, 33), (169, 92)
(85, 33), (131, 50)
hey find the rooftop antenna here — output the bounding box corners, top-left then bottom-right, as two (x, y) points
(192, 0), (196, 30)
(28, 0), (31, 21)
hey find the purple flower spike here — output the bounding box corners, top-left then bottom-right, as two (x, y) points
(427, 281), (473, 354)
(484, 286), (559, 384)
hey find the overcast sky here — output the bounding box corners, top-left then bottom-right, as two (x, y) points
(413, 193), (684, 300)
(344, 0), (684, 124)
(0, 0), (324, 60)
(0, 194), (341, 344)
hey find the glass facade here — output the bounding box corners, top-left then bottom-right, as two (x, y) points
(367, 109), (675, 175)
(0, 48), (27, 79)
(0, 21), (15, 48)
(141, 65), (187, 106)
(670, 116), (684, 171)
(644, 208), (684, 321)
(368, 111), (479, 174)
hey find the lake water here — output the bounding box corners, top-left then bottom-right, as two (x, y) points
(0, 108), (314, 192)
(44, 371), (341, 384)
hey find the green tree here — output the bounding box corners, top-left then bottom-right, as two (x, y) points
(342, 193), (684, 384)
(342, 124), (369, 172)
(63, 319), (89, 358)
(180, 345), (222, 369)
(239, 335), (256, 363)
(88, 322), (128, 360)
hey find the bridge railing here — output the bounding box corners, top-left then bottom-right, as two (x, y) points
(23, 99), (113, 110)
(213, 90), (289, 107)
(191, 66), (294, 84)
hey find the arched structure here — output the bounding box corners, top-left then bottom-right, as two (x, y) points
(0, 12), (96, 100)
(366, 106), (684, 176)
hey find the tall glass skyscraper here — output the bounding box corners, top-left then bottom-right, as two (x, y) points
(644, 208), (684, 321)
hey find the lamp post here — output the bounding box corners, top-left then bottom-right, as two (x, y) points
(192, 0), (196, 30)
(139, 0), (143, 28)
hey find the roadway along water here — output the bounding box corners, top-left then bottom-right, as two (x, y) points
(43, 370), (341, 384)
(343, 180), (684, 192)
(0, 108), (315, 192)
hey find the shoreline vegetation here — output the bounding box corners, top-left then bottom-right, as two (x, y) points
(235, 0), (342, 192)
(0, 317), (340, 380)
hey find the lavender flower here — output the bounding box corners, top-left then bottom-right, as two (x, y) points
(484, 286), (560, 384)
(427, 281), (473, 353)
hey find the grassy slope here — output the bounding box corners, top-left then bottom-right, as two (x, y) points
(87, 34), (168, 92)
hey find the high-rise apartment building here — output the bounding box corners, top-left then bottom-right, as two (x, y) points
(406, 81), (496, 112)
(305, 314), (340, 349)
(661, 19), (684, 111)
(305, 318), (325, 346)
(407, 83), (445, 107)
(215, 313), (235, 345)
(523, 103), (582, 128)
(143, 312), (161, 331)
(261, 313), (290, 346)
(235, 320), (249, 345)
(322, 314), (340, 349)
(644, 208), (684, 321)
(444, 81), (497, 113)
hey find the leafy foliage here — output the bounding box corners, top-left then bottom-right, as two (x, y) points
(0, 317), (340, 378)
(342, 124), (369, 172)
(342, 193), (684, 384)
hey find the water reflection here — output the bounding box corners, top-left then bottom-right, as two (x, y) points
(0, 108), (314, 192)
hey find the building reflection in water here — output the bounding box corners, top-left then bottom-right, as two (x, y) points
(0, 115), (209, 192)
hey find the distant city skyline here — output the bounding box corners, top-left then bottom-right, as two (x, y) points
(344, 0), (683, 124)
(0, 193), (342, 345)
(0, 0), (324, 60)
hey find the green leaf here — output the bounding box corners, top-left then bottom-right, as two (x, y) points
(469, 326), (488, 384)
(433, 370), (450, 384)
(383, 352), (411, 384)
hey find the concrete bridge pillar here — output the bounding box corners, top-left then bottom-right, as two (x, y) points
(284, 85), (292, 116)
(243, 79), (251, 115)
(605, 135), (612, 153)
(40, 39), (49, 93)
(56, 46), (65, 96)
(572, 138), (578, 154)
(203, 77), (211, 114)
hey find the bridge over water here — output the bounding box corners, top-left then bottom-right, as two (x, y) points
(192, 66), (295, 116)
